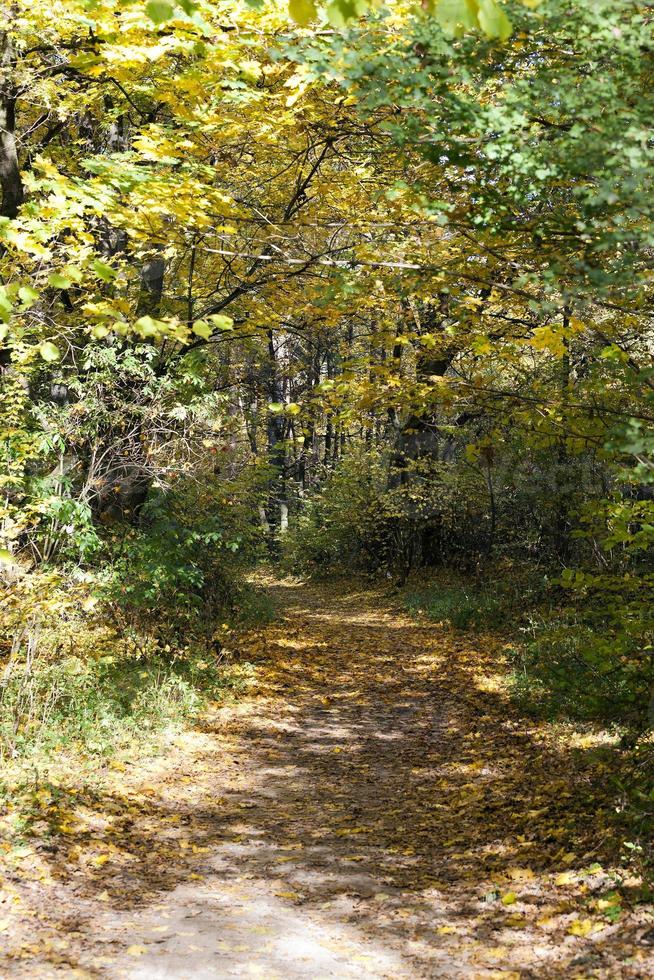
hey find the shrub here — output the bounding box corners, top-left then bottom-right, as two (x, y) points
(282, 449), (394, 573)
(0, 641), (254, 760)
(102, 471), (267, 642)
(510, 614), (652, 726)
(404, 582), (505, 629)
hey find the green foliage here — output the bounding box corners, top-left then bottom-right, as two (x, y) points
(287, 0), (516, 39)
(0, 642), (254, 761)
(106, 491), (238, 623)
(104, 471), (267, 632)
(282, 449), (393, 572)
(619, 743), (654, 886)
(405, 582), (504, 630)
(231, 585), (277, 628)
(510, 613), (652, 726)
(284, 423), (610, 576)
(541, 418), (654, 725)
(27, 494), (101, 564)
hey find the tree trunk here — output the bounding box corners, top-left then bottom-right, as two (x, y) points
(553, 307), (572, 561)
(0, 32), (23, 221)
(265, 328), (288, 538)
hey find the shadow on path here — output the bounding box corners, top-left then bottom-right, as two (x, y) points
(3, 580), (652, 978)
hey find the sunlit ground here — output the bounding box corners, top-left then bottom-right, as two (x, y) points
(1, 579), (652, 978)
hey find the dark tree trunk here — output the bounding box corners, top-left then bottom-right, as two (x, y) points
(265, 328), (288, 537)
(0, 32), (23, 221)
(136, 255), (166, 317)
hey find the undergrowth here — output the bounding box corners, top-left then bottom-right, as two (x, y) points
(0, 569), (272, 768)
(403, 567), (654, 887)
(509, 616), (651, 728)
(0, 646), (256, 762)
(402, 566), (549, 631)
(404, 568), (654, 728)
(404, 582), (505, 630)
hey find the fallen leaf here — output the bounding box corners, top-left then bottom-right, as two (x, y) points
(568, 918), (596, 937)
(506, 868), (535, 882)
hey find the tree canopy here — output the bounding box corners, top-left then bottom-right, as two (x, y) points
(0, 0), (653, 831)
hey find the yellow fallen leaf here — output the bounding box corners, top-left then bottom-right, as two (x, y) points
(58, 822), (78, 835)
(436, 925), (457, 934)
(506, 868), (535, 882)
(484, 947), (507, 959)
(555, 872), (575, 886)
(275, 891), (300, 900)
(568, 918), (595, 937)
(126, 945), (147, 956)
(501, 892), (517, 905)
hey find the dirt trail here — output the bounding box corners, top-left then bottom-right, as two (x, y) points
(4, 579), (653, 978)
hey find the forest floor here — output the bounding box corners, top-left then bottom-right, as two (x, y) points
(2, 577), (654, 978)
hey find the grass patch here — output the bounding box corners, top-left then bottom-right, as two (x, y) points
(0, 647), (256, 762)
(0, 572), (272, 765)
(508, 614), (650, 727)
(403, 564), (553, 631)
(404, 581), (505, 630)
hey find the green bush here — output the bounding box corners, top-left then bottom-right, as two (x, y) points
(0, 645), (255, 760)
(510, 615), (652, 725)
(103, 472), (267, 642)
(283, 447), (484, 575)
(404, 583), (504, 629)
(0, 466), (270, 764)
(282, 449), (395, 573)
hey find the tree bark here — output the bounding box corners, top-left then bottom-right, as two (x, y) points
(0, 31), (24, 220)
(265, 328), (288, 537)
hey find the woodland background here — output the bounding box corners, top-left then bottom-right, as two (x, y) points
(0, 0), (653, 883)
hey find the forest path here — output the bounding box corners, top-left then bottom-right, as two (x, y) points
(6, 578), (652, 978)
